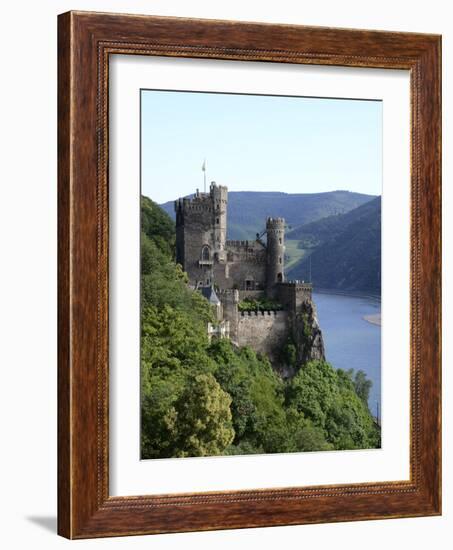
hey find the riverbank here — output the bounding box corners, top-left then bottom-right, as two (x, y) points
(313, 292), (381, 412)
(314, 287), (381, 303)
(364, 313), (381, 326)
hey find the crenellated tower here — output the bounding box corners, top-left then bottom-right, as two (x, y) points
(266, 217), (285, 295)
(174, 182), (228, 286)
(211, 182), (228, 261)
(173, 182), (324, 375)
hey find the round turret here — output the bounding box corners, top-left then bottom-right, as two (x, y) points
(266, 217), (285, 294)
(210, 182), (228, 259)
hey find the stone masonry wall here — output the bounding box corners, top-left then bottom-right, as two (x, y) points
(237, 310), (289, 362)
(276, 282), (313, 311)
(213, 259), (266, 290)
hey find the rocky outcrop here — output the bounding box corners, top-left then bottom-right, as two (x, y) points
(273, 297), (325, 379)
(293, 298), (325, 365)
(218, 285), (325, 379)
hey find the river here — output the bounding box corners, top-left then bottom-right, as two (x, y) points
(313, 292), (381, 417)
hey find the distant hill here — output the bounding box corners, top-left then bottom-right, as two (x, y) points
(288, 197), (381, 295)
(286, 196), (381, 247)
(159, 190), (376, 240)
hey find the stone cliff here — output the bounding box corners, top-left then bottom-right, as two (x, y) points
(274, 296), (326, 379)
(293, 298), (326, 365)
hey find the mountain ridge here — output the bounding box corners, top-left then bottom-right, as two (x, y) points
(159, 189), (376, 240)
(288, 197), (381, 294)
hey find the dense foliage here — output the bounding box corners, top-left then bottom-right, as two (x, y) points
(288, 197), (381, 294)
(140, 195), (380, 459)
(238, 297), (283, 312)
(141, 195), (175, 258)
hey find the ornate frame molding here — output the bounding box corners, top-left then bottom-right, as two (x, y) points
(58, 11), (441, 538)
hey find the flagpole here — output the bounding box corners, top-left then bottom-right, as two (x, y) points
(202, 158), (207, 193)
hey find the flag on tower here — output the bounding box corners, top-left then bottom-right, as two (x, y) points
(202, 159), (207, 193)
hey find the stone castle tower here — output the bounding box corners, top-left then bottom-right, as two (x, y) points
(175, 183), (228, 286)
(175, 182), (285, 293)
(174, 182), (325, 377)
(266, 217), (285, 295)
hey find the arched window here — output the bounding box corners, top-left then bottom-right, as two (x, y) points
(277, 272), (283, 283)
(245, 278), (254, 290)
(201, 245), (210, 261)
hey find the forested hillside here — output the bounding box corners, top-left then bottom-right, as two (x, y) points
(141, 195), (380, 459)
(286, 196), (381, 247)
(160, 190), (376, 240)
(288, 197), (381, 294)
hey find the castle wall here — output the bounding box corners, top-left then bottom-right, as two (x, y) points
(213, 260), (266, 290)
(209, 240), (267, 290)
(237, 310), (289, 361)
(173, 183), (325, 376)
(224, 240), (266, 290)
(174, 185), (285, 294)
(218, 289), (239, 342)
(226, 240), (266, 257)
(276, 282), (313, 311)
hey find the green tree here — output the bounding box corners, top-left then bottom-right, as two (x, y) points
(141, 304), (219, 459)
(280, 337), (297, 366)
(287, 361), (380, 450)
(282, 407), (332, 452)
(139, 194), (380, 458)
(173, 373), (235, 457)
(208, 339), (290, 454)
(141, 236), (213, 326)
(141, 195), (175, 257)
(352, 369), (373, 404)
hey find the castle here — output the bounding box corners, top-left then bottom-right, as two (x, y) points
(175, 182), (325, 376)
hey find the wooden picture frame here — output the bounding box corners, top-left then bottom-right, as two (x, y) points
(58, 11), (441, 539)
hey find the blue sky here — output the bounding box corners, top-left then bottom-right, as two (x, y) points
(141, 90), (382, 204)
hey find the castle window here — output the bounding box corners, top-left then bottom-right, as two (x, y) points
(277, 273), (283, 283)
(201, 245), (210, 261)
(216, 217), (220, 224)
(245, 279), (254, 290)
(279, 257), (282, 264)
(279, 238), (282, 244)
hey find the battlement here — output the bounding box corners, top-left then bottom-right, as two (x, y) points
(275, 280), (313, 312)
(174, 194), (211, 213)
(266, 216), (285, 228)
(172, 180), (325, 368)
(226, 240), (254, 247)
(174, 182), (227, 214)
(209, 181), (228, 197)
(240, 310), (282, 317)
(176, 182), (287, 306)
(225, 240), (265, 257)
(278, 280), (313, 291)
